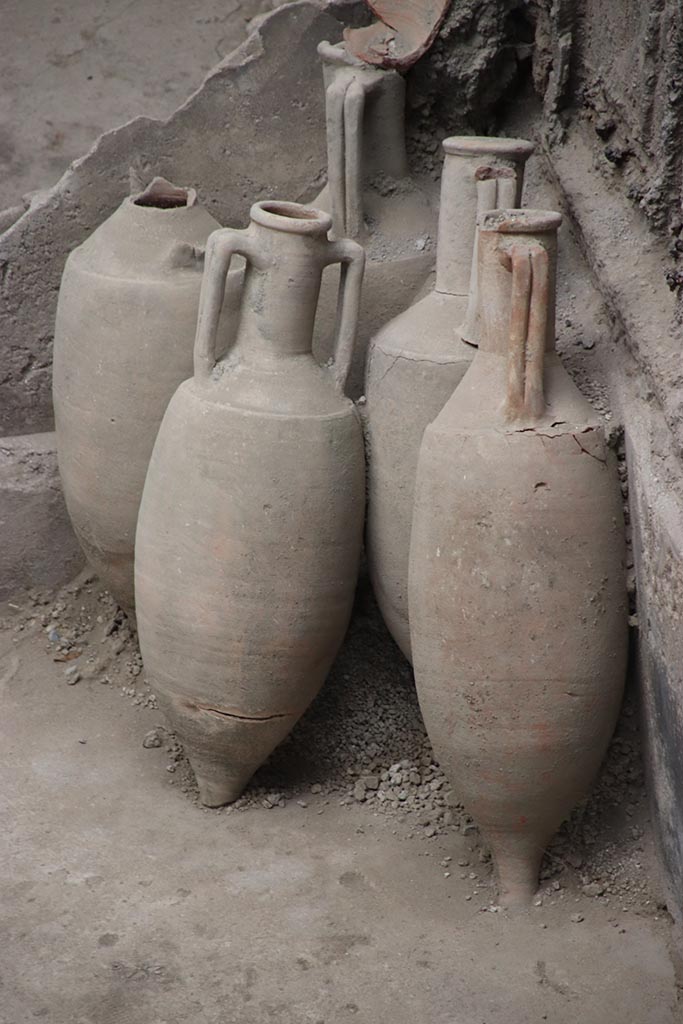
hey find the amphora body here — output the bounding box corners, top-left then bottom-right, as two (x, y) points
(313, 40), (435, 396)
(53, 178), (223, 611)
(409, 209), (628, 904)
(135, 201), (366, 807)
(365, 138), (533, 661)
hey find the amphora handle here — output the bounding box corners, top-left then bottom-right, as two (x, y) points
(501, 243), (549, 422)
(323, 239), (366, 391)
(460, 166), (518, 345)
(193, 227), (256, 381)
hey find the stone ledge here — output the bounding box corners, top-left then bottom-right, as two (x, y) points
(0, 432), (83, 600)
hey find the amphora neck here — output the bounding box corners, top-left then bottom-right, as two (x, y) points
(319, 40), (409, 239)
(435, 137), (534, 297)
(237, 203), (334, 362)
(193, 201), (365, 391)
(477, 209), (563, 422)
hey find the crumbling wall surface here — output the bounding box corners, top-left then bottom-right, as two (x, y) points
(530, 0), (683, 931)
(571, 0), (683, 239)
(0, 1), (341, 438)
(405, 0), (533, 168)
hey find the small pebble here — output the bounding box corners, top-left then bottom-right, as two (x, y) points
(142, 729), (163, 749)
(570, 913), (585, 923)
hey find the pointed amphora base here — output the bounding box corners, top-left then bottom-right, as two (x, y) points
(158, 693), (299, 808)
(485, 830), (547, 909)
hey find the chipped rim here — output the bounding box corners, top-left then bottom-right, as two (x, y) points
(479, 208), (563, 234)
(443, 136), (535, 161)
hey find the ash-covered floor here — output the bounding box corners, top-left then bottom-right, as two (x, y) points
(0, 573), (678, 1024)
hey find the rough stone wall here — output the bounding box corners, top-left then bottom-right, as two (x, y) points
(406, 0), (535, 170)
(524, 0), (683, 933)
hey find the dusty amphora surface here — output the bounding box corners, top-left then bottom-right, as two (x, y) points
(313, 39), (436, 397)
(365, 137), (533, 662)
(53, 178), (225, 612)
(135, 201), (366, 808)
(409, 209), (628, 905)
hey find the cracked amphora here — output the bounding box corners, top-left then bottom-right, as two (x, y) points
(135, 201), (365, 807)
(53, 178), (225, 612)
(409, 209), (628, 905)
(365, 137), (533, 662)
(313, 40), (436, 397)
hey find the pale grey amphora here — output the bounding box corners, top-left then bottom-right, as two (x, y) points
(409, 208), (628, 906)
(364, 136), (534, 662)
(53, 178), (225, 612)
(135, 201), (366, 807)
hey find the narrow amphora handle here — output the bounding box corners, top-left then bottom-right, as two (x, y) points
(502, 243), (549, 422)
(324, 238), (366, 391)
(193, 227), (255, 382)
(461, 166), (518, 345)
(325, 75), (367, 238)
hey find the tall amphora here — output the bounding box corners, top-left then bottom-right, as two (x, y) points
(135, 201), (366, 807)
(409, 209), (628, 904)
(365, 137), (533, 662)
(53, 178), (224, 611)
(313, 40), (435, 396)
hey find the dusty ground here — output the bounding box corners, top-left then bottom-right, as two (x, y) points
(1, 569), (679, 1024)
(0, 0), (276, 212)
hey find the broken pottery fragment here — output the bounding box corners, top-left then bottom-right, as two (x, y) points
(313, 39), (435, 396)
(409, 208), (627, 905)
(135, 201), (366, 807)
(53, 177), (226, 611)
(365, 137), (533, 662)
(344, 0), (452, 72)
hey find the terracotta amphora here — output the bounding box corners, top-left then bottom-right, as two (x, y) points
(312, 39), (435, 397)
(365, 137), (533, 662)
(135, 201), (366, 807)
(53, 178), (226, 612)
(409, 209), (628, 905)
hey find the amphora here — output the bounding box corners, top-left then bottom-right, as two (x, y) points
(313, 40), (435, 396)
(53, 178), (225, 611)
(409, 209), (628, 904)
(365, 137), (533, 661)
(135, 201), (366, 807)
